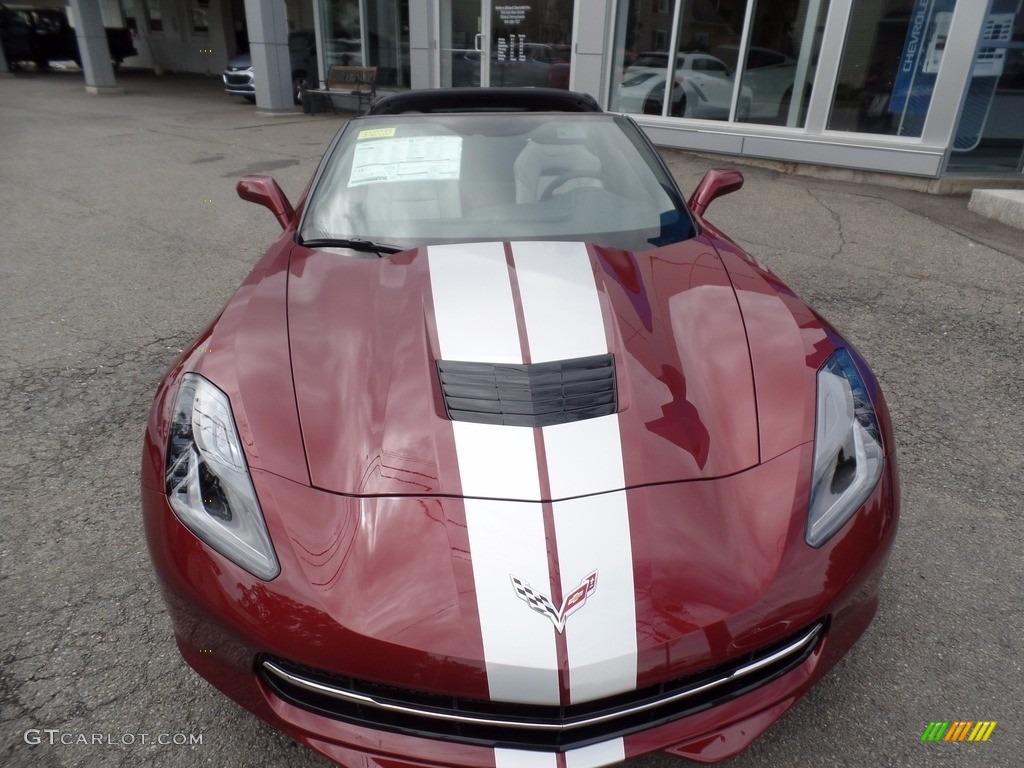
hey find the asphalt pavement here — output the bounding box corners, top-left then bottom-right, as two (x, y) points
(1, 69), (1021, 768)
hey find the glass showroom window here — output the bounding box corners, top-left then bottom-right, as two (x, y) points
(610, 0), (751, 120)
(365, 0), (410, 87)
(489, 0), (574, 89)
(828, 0), (960, 137)
(608, 0), (827, 127)
(318, 0), (410, 87)
(947, 0), (1023, 174)
(734, 0), (830, 126)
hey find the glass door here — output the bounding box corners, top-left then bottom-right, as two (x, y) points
(489, 1), (574, 88)
(440, 0), (490, 87)
(440, 1), (574, 88)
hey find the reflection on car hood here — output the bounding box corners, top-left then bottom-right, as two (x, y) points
(225, 53), (252, 70)
(287, 239), (760, 498)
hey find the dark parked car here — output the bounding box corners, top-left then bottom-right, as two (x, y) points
(0, 3), (135, 70)
(222, 29), (316, 105)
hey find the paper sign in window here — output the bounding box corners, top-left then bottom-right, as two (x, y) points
(349, 136), (463, 186)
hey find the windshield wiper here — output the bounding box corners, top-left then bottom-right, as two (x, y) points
(299, 237), (404, 256)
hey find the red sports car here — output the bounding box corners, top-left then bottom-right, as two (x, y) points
(142, 88), (899, 768)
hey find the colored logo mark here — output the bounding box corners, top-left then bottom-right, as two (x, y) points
(510, 571), (597, 634)
(921, 721), (997, 742)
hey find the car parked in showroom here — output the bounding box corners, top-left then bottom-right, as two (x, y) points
(222, 28), (316, 104)
(142, 87), (899, 768)
(713, 45), (815, 123)
(0, 3), (135, 70)
(612, 51), (751, 119)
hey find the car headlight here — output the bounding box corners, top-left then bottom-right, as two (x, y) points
(165, 373), (280, 579)
(807, 349), (884, 547)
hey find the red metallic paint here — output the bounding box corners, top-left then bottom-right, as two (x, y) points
(707, 224), (898, 464)
(287, 240), (759, 498)
(142, 427), (896, 766)
(686, 168), (745, 219)
(237, 175), (296, 230)
(141, 231), (309, 490)
(597, 238), (759, 491)
(142, 187), (899, 765)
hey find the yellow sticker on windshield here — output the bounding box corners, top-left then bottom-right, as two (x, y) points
(358, 127), (396, 139)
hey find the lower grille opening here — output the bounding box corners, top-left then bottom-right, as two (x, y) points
(258, 621), (824, 751)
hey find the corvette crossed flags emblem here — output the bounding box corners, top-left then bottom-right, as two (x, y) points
(510, 571), (598, 633)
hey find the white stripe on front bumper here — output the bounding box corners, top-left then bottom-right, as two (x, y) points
(494, 748), (558, 768)
(566, 739), (627, 768)
(494, 739), (625, 768)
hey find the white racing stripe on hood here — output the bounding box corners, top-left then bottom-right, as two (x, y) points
(429, 243), (560, 704)
(429, 242), (521, 364)
(512, 241), (607, 363)
(544, 415), (625, 500)
(466, 497), (560, 705)
(429, 241), (636, 710)
(519, 244), (637, 703)
(454, 421), (540, 500)
(552, 489), (637, 703)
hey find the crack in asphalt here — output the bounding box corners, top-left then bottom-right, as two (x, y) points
(806, 188), (848, 260)
(783, 177), (1024, 265)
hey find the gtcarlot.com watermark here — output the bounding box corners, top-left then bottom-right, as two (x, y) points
(24, 729), (203, 746)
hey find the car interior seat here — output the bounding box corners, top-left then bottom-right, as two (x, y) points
(513, 136), (603, 203)
(363, 179), (463, 223)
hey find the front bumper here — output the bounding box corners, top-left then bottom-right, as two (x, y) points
(142, 447), (898, 767)
(222, 69), (254, 96)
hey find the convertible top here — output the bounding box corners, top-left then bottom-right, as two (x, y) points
(368, 87), (603, 115)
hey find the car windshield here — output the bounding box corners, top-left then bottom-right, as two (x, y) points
(299, 112), (695, 252)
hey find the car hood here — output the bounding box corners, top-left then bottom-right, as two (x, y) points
(287, 239), (759, 499)
(225, 53), (252, 70)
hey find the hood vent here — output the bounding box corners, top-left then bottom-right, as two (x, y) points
(437, 354), (617, 427)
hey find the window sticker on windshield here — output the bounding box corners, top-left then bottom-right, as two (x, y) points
(357, 127), (396, 140)
(349, 136), (463, 186)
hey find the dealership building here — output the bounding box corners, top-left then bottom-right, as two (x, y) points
(6, 0), (1023, 180)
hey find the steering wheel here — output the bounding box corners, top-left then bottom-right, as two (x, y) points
(539, 170), (610, 201)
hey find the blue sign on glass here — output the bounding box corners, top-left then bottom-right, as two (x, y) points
(890, 0), (957, 115)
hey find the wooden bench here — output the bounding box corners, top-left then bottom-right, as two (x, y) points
(305, 65), (378, 115)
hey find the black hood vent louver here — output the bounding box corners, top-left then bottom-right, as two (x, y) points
(437, 354), (617, 427)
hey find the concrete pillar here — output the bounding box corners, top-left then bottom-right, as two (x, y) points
(68, 0), (120, 93)
(244, 0), (294, 112)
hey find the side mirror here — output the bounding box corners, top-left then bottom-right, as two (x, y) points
(237, 175), (295, 230)
(687, 168), (744, 218)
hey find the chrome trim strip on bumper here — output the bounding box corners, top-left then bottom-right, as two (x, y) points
(261, 623), (822, 732)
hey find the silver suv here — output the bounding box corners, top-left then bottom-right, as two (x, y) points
(222, 30), (316, 105)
